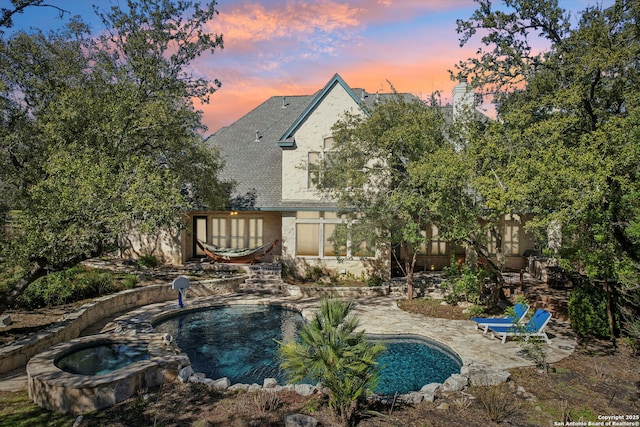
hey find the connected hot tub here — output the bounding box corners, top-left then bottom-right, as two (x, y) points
(27, 334), (189, 414)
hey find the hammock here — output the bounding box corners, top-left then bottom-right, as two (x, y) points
(196, 239), (279, 264)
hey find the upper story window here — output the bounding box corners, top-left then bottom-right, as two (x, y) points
(419, 225), (448, 256)
(308, 137), (336, 189)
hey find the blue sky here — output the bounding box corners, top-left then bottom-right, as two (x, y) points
(7, 0), (614, 134)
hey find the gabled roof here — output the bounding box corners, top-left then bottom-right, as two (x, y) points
(205, 73), (421, 211)
(206, 94), (313, 210)
(277, 73), (369, 149)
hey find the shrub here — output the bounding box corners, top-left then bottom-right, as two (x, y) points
(121, 274), (138, 289)
(365, 276), (384, 287)
(443, 267), (483, 304)
(472, 383), (515, 423)
(568, 282), (612, 339)
(279, 298), (385, 426)
(137, 254), (160, 268)
(16, 266), (132, 309)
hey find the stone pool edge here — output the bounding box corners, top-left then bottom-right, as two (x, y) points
(26, 333), (190, 414)
(105, 295), (515, 404)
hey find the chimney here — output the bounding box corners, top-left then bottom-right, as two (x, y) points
(453, 80), (475, 121)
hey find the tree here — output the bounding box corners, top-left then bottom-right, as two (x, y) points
(317, 93), (461, 299)
(1, 1), (68, 31)
(452, 0), (640, 343)
(0, 0), (229, 314)
(278, 298), (384, 427)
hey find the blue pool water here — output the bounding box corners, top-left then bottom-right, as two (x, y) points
(370, 334), (462, 395)
(153, 305), (461, 394)
(55, 343), (150, 375)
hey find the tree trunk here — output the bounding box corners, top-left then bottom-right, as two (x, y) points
(0, 259), (48, 314)
(604, 279), (619, 344)
(404, 252), (417, 300)
(0, 247), (103, 315)
(470, 240), (506, 310)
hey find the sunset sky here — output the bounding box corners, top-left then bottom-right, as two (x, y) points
(9, 0), (613, 135)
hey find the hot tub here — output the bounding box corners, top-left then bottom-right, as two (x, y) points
(27, 334), (189, 414)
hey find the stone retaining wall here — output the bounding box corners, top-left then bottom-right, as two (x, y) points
(0, 277), (245, 376)
(27, 333), (190, 414)
(284, 284), (404, 298)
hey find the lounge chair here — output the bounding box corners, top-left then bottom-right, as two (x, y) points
(488, 309), (553, 344)
(471, 303), (529, 335)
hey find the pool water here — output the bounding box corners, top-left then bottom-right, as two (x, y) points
(55, 343), (150, 375)
(153, 305), (462, 394)
(154, 305), (304, 385)
(370, 335), (462, 395)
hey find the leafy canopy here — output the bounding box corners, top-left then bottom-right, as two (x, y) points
(0, 0), (229, 312)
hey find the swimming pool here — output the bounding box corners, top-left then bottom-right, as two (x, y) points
(153, 304), (461, 394)
(55, 342), (151, 376)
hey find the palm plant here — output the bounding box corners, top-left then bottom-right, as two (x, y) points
(279, 298), (385, 426)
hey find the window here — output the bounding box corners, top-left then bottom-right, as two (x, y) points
(211, 218), (226, 247)
(486, 223), (520, 256)
(324, 223), (347, 257)
(419, 225), (448, 256)
(430, 225), (447, 256)
(230, 218), (246, 249)
(307, 137), (336, 189)
(308, 151), (321, 189)
(503, 223), (520, 256)
(193, 216), (208, 256)
(295, 211), (366, 258)
(297, 223), (319, 256)
(248, 218), (263, 247)
(201, 216), (263, 249)
(486, 230), (497, 256)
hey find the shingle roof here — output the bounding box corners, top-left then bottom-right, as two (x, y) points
(206, 94), (314, 210)
(205, 73), (420, 211)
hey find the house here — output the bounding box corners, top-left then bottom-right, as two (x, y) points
(168, 73), (535, 277)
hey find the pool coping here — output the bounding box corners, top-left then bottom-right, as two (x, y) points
(100, 293), (577, 399)
(26, 333), (190, 414)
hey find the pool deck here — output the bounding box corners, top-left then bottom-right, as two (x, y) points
(0, 293), (577, 392)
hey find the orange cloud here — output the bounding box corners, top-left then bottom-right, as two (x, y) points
(209, 1), (363, 53)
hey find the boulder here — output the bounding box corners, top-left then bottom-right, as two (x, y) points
(263, 378), (278, 388)
(442, 374), (468, 392)
(284, 413), (318, 427)
(420, 383), (441, 394)
(462, 362), (511, 386)
(402, 392), (424, 404)
(228, 383), (250, 392)
(293, 383), (315, 396)
(0, 315), (12, 327)
(178, 366), (194, 383)
(210, 377), (230, 392)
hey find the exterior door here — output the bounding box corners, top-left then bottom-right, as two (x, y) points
(193, 216), (208, 257)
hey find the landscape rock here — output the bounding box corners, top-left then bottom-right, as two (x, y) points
(437, 402), (450, 411)
(462, 362), (511, 386)
(420, 383), (441, 394)
(248, 383), (262, 392)
(178, 366), (194, 383)
(403, 392), (424, 404)
(284, 413), (318, 427)
(210, 377), (230, 392)
(0, 315), (11, 327)
(442, 374), (468, 392)
(263, 377), (278, 388)
(293, 383), (315, 396)
(228, 383), (250, 392)
(422, 392), (436, 402)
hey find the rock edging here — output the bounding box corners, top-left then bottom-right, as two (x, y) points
(0, 277), (243, 376)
